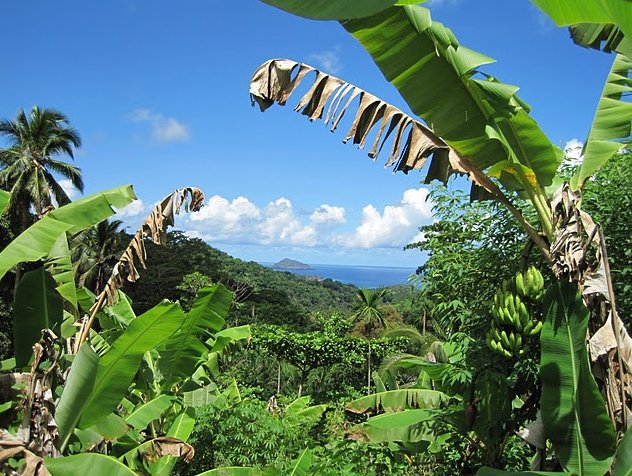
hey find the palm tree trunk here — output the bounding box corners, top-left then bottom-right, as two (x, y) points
(367, 341), (371, 396)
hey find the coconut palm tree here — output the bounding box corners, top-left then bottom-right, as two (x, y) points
(351, 288), (389, 335)
(71, 219), (124, 294)
(0, 106), (83, 231)
(350, 287), (389, 394)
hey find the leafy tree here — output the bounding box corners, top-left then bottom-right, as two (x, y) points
(0, 106), (82, 231)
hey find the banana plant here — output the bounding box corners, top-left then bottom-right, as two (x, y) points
(253, 0), (632, 469)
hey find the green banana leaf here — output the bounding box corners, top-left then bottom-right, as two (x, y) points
(568, 23), (632, 58)
(46, 233), (78, 312)
(0, 189), (9, 212)
(289, 448), (312, 476)
(285, 396), (326, 426)
(475, 468), (570, 475)
(125, 395), (175, 430)
(612, 427), (632, 476)
(209, 325), (251, 353)
(196, 468), (262, 476)
(79, 301), (186, 427)
(342, 5), (560, 191)
(346, 389), (449, 414)
(159, 285), (232, 388)
(0, 185), (136, 280)
(45, 453), (137, 476)
(152, 410), (196, 476)
(540, 282), (616, 475)
(13, 267), (63, 367)
(530, 0), (632, 44)
(260, 0), (405, 19)
(75, 413), (131, 449)
(572, 54), (632, 189)
(183, 382), (219, 408)
(101, 291), (136, 327)
(361, 408), (435, 443)
(55, 343), (101, 451)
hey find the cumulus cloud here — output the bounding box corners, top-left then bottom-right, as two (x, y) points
(310, 204), (345, 225)
(309, 47), (343, 74)
(182, 188), (433, 250)
(131, 109), (191, 143)
(341, 188), (433, 248)
(116, 199), (146, 218)
(187, 195), (330, 246)
(190, 195), (261, 240)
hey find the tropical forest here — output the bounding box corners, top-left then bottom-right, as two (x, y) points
(2, 1), (632, 475)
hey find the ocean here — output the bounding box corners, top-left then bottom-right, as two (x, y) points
(263, 263), (419, 289)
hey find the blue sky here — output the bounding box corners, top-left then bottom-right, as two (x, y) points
(0, 1), (614, 266)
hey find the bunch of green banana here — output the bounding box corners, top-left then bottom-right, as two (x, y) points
(487, 268), (544, 358)
(487, 327), (525, 358)
(514, 266), (545, 302)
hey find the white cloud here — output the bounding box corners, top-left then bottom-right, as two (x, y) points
(190, 195), (261, 240)
(131, 109), (191, 143)
(341, 188), (433, 248)
(116, 199), (146, 218)
(309, 47), (343, 74)
(58, 179), (79, 200)
(182, 188), (433, 250)
(310, 204), (345, 225)
(564, 138), (584, 162)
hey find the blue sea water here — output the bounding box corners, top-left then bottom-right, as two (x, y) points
(263, 263), (418, 289)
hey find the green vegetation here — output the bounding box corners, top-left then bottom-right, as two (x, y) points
(2, 1), (632, 475)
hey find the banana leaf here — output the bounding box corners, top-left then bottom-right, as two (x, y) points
(612, 427), (632, 476)
(79, 301), (186, 427)
(152, 410), (196, 476)
(196, 469), (262, 476)
(530, 0), (632, 44)
(0, 190), (9, 212)
(540, 282), (616, 475)
(476, 468), (570, 475)
(56, 343), (100, 451)
(342, 5), (560, 192)
(360, 408), (435, 443)
(569, 23), (632, 58)
(159, 285), (232, 388)
(46, 233), (78, 312)
(346, 389), (449, 414)
(261, 0), (403, 19)
(45, 453), (137, 476)
(0, 185), (135, 280)
(13, 267), (63, 367)
(572, 54), (632, 189)
(125, 395), (175, 430)
(289, 448), (312, 476)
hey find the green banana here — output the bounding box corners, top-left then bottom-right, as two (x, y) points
(529, 321), (542, 335)
(501, 330), (511, 350)
(515, 272), (527, 297)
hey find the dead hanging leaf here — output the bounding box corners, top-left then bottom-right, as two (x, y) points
(252, 60), (479, 184)
(99, 187), (205, 307)
(128, 437), (194, 466)
(550, 183), (632, 429)
(74, 187), (204, 352)
(152, 437), (195, 462)
(250, 59), (548, 252)
(0, 439), (51, 476)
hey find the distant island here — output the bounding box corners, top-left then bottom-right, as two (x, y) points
(272, 258), (313, 270)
